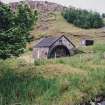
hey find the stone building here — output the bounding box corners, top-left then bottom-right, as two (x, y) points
(33, 35), (76, 59)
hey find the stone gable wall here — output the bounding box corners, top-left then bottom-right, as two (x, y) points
(33, 47), (49, 59)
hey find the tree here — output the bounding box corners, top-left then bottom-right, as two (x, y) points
(16, 2), (38, 31)
(0, 27), (26, 59)
(92, 12), (104, 28)
(0, 3), (15, 31)
(15, 2), (38, 42)
(62, 8), (104, 29)
(0, 2), (38, 59)
(102, 13), (105, 18)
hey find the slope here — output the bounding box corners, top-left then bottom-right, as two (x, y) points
(32, 12), (105, 40)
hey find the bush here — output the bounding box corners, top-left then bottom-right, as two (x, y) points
(0, 66), (56, 105)
(62, 7), (104, 29)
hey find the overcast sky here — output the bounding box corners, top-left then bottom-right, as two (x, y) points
(2, 0), (105, 13)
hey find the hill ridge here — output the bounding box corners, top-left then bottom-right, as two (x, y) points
(9, 0), (66, 13)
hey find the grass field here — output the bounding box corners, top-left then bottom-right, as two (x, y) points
(1, 43), (105, 105)
(0, 12), (105, 105)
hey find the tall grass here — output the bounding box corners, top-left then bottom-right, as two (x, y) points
(1, 43), (105, 105)
(0, 69), (56, 105)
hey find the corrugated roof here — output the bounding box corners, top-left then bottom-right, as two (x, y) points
(35, 36), (59, 47)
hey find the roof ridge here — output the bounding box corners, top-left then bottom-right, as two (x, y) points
(35, 36), (60, 47)
(34, 35), (74, 48)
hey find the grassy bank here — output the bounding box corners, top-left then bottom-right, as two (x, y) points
(0, 44), (105, 105)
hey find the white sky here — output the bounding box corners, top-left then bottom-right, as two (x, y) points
(2, 0), (105, 13)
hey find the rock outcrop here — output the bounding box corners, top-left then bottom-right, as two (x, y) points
(9, 0), (66, 13)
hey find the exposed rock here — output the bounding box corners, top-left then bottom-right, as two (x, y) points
(9, 0), (66, 13)
(95, 95), (104, 103)
(100, 101), (105, 105)
(90, 102), (95, 105)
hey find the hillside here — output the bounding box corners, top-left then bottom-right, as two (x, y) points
(9, 1), (105, 45)
(12, 1), (105, 62)
(1, 1), (105, 105)
(29, 12), (105, 55)
(10, 1), (65, 12)
(32, 12), (105, 40)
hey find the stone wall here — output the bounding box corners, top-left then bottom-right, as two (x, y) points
(33, 47), (49, 59)
(49, 36), (75, 51)
(48, 36), (76, 57)
(33, 36), (76, 59)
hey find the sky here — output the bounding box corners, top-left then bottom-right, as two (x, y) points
(2, 0), (105, 13)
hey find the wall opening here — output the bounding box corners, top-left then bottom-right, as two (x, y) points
(48, 45), (70, 58)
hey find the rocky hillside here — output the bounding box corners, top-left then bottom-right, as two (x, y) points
(9, 0), (66, 13)
(9, 0), (105, 46)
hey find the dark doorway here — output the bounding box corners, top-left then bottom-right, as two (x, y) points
(48, 45), (70, 58)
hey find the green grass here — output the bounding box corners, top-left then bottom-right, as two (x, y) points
(0, 9), (105, 105)
(103, 18), (105, 24)
(1, 43), (105, 105)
